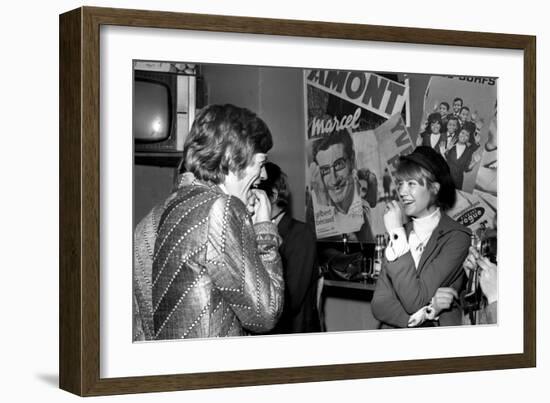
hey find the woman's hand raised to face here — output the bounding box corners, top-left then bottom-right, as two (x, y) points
(383, 200), (405, 232)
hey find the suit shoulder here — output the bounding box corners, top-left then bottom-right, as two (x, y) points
(159, 185), (247, 233)
(207, 191), (248, 223)
(440, 213), (471, 235)
(280, 216), (316, 247)
(433, 216), (471, 254)
(291, 218), (316, 237)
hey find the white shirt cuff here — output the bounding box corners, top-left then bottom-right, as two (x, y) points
(408, 300), (438, 327)
(385, 227), (409, 262)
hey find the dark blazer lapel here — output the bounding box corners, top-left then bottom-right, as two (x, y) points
(455, 146), (467, 165)
(438, 134), (446, 150)
(416, 214), (457, 274)
(276, 212), (292, 240)
(416, 225), (445, 274)
(449, 147), (458, 163)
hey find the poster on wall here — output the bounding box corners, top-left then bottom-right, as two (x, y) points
(304, 69), (498, 242)
(304, 69), (408, 242)
(422, 75), (498, 233)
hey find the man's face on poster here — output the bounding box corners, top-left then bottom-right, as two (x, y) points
(459, 107), (470, 123)
(316, 143), (355, 212)
(453, 99), (462, 114)
(446, 118), (458, 135)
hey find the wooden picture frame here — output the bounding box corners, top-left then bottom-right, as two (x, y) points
(59, 6), (536, 396)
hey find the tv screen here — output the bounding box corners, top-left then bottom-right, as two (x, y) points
(133, 79), (172, 142)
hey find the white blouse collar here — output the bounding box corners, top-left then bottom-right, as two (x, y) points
(412, 208), (441, 239)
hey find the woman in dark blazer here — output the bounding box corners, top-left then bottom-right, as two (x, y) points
(371, 146), (470, 328)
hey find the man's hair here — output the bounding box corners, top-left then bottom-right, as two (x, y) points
(312, 128), (355, 167)
(460, 106), (470, 113)
(255, 162), (290, 209)
(181, 104), (272, 184)
(439, 102), (450, 111)
(453, 97), (463, 105)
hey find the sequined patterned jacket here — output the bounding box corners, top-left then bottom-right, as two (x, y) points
(134, 176), (284, 340)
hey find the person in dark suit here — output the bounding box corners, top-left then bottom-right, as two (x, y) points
(445, 121), (480, 190)
(371, 147), (470, 328)
(257, 162), (321, 334)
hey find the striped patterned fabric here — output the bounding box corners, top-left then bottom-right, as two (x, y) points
(134, 188), (181, 341)
(133, 176), (284, 341)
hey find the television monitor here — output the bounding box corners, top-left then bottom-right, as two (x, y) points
(133, 69), (194, 154)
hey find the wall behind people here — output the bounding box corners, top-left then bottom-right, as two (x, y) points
(258, 67), (306, 221)
(133, 64), (306, 226)
(133, 165), (176, 225)
(201, 64), (261, 112)
(203, 64), (306, 221)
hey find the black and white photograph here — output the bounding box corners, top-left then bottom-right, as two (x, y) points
(132, 61), (499, 341)
(4, 0), (547, 400)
